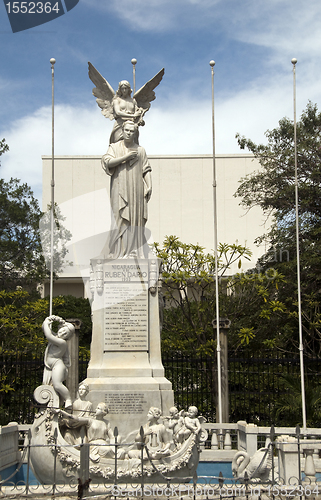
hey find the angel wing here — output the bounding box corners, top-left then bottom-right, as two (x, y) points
(88, 62), (115, 121)
(134, 68), (165, 113)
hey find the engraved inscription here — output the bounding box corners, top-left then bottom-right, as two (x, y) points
(105, 264), (148, 283)
(105, 393), (147, 414)
(104, 262), (149, 351)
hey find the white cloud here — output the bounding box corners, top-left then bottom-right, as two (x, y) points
(82, 0), (321, 55)
(0, 60), (320, 205)
(82, 0), (221, 32)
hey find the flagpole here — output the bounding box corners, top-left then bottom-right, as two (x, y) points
(49, 57), (56, 316)
(131, 58), (137, 94)
(291, 58), (306, 431)
(210, 60), (222, 424)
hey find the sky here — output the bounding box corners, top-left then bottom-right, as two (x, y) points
(1, 0), (321, 203)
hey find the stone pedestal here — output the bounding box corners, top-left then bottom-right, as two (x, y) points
(84, 256), (174, 439)
(275, 441), (299, 484)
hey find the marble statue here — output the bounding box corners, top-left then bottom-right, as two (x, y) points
(71, 382), (93, 417)
(62, 382), (93, 445)
(128, 407), (171, 460)
(88, 62), (164, 145)
(165, 407), (184, 447)
(30, 388), (205, 483)
(42, 315), (75, 409)
(177, 406), (203, 445)
(59, 402), (123, 462)
(232, 445), (272, 482)
(101, 120), (152, 258)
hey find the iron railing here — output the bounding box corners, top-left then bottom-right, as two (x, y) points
(1, 351), (321, 426)
(1, 423), (321, 499)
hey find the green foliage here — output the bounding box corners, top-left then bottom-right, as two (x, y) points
(0, 290), (60, 355)
(0, 139), (9, 159)
(155, 235), (253, 356)
(155, 236), (289, 356)
(222, 270), (288, 353)
(0, 290), (92, 356)
(0, 140), (71, 291)
(52, 295), (92, 354)
(274, 374), (321, 427)
(235, 102), (321, 219)
(0, 178), (49, 291)
(235, 102), (321, 356)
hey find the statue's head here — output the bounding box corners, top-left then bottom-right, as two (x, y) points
(96, 402), (108, 416)
(57, 322), (75, 340)
(122, 120), (138, 142)
(117, 80), (132, 97)
(169, 407), (178, 417)
(147, 407), (162, 421)
(122, 120), (138, 132)
(188, 406), (198, 417)
(78, 382), (89, 397)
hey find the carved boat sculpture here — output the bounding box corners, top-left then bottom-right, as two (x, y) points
(30, 386), (204, 484)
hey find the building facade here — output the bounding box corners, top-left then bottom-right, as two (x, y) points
(42, 154), (269, 298)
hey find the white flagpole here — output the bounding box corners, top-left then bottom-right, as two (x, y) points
(131, 58), (137, 94)
(49, 57), (56, 316)
(291, 58), (307, 431)
(210, 60), (222, 424)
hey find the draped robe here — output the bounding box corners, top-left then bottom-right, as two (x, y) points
(102, 140), (151, 258)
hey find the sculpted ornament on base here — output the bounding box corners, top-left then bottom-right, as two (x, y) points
(30, 381), (206, 483)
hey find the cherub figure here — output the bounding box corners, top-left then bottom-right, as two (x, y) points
(166, 407), (184, 446)
(177, 406), (203, 444)
(42, 315), (75, 409)
(88, 62), (164, 145)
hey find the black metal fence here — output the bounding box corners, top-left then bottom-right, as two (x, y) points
(1, 351), (320, 426)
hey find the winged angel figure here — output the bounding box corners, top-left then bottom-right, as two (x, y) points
(88, 62), (164, 145)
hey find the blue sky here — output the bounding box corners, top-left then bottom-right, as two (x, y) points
(1, 0), (321, 202)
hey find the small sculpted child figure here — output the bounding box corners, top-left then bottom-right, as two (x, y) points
(167, 407), (184, 446)
(177, 406), (202, 444)
(42, 315), (75, 409)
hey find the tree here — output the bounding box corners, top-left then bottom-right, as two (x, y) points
(0, 290), (91, 356)
(155, 236), (286, 356)
(154, 235), (253, 355)
(0, 178), (49, 291)
(0, 140), (71, 292)
(235, 102), (321, 356)
(0, 140), (46, 291)
(0, 139), (9, 160)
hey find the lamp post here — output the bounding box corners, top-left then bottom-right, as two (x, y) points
(292, 58), (306, 431)
(210, 60), (222, 424)
(49, 57), (56, 316)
